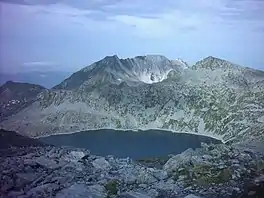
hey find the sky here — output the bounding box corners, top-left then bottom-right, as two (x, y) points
(0, 0), (264, 73)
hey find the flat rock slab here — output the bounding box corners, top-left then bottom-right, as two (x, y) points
(55, 184), (106, 198)
(34, 156), (65, 169)
(16, 172), (40, 182)
(184, 194), (202, 198)
(119, 191), (152, 198)
(92, 157), (111, 171)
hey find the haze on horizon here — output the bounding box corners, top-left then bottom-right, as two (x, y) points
(0, 0), (264, 74)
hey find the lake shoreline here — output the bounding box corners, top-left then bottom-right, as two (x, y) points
(35, 127), (224, 143)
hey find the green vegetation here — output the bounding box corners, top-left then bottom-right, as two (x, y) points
(115, 119), (121, 128)
(136, 156), (170, 168)
(195, 167), (233, 187)
(192, 164), (212, 176)
(169, 163), (233, 187)
(170, 166), (191, 181)
(256, 160), (264, 172)
(105, 180), (119, 196)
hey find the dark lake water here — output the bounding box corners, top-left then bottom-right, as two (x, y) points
(39, 129), (221, 159)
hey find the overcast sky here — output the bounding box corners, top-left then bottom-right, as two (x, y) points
(0, 0), (264, 73)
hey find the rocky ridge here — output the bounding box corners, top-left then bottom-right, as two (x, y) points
(1, 132), (264, 198)
(0, 81), (46, 122)
(0, 55), (264, 142)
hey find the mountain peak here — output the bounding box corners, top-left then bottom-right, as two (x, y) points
(2, 80), (44, 88)
(54, 54), (185, 89)
(203, 56), (224, 62)
(134, 55), (168, 62)
(193, 56), (237, 70)
(104, 55), (119, 60)
(205, 55), (217, 59)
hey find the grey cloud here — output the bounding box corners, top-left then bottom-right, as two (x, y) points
(254, 26), (264, 32)
(0, 0), (123, 9)
(0, 0), (54, 5)
(23, 61), (57, 66)
(1, 0), (264, 24)
(224, 0), (264, 20)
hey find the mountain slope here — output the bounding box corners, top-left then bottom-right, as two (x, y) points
(0, 71), (72, 88)
(0, 56), (263, 143)
(0, 129), (46, 149)
(0, 81), (46, 122)
(53, 55), (187, 90)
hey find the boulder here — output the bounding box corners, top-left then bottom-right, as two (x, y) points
(92, 157), (111, 171)
(119, 191), (152, 198)
(184, 194), (202, 198)
(55, 183), (106, 198)
(163, 148), (195, 173)
(26, 183), (60, 197)
(64, 151), (87, 162)
(35, 156), (64, 169)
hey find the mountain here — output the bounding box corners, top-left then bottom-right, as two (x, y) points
(0, 81), (46, 123)
(0, 55), (263, 143)
(0, 71), (72, 88)
(53, 55), (188, 89)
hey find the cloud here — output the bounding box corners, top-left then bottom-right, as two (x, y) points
(1, 0), (263, 38)
(21, 62), (60, 72)
(108, 11), (203, 38)
(0, 0), (263, 72)
(23, 61), (57, 66)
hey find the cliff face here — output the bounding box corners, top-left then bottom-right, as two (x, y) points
(1, 55), (264, 142)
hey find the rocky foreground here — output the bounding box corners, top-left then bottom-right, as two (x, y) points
(1, 137), (264, 198)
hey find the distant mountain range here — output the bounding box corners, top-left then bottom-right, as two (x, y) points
(0, 55), (263, 142)
(0, 71), (72, 88)
(0, 81), (46, 121)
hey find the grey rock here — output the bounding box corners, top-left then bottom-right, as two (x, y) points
(148, 168), (168, 180)
(63, 161), (85, 172)
(119, 170), (138, 185)
(92, 157), (111, 171)
(8, 190), (24, 197)
(16, 172), (39, 182)
(1, 175), (14, 192)
(155, 179), (180, 192)
(255, 174), (264, 183)
(137, 170), (157, 184)
(119, 191), (152, 198)
(202, 155), (213, 161)
(146, 189), (159, 197)
(184, 194), (201, 198)
(26, 183), (60, 197)
(163, 148), (195, 173)
(34, 156), (64, 169)
(231, 159), (239, 164)
(65, 151), (87, 162)
(56, 183), (106, 198)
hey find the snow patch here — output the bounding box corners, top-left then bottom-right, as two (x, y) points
(138, 69), (174, 84)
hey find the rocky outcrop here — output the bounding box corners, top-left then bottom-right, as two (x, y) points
(1, 139), (264, 198)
